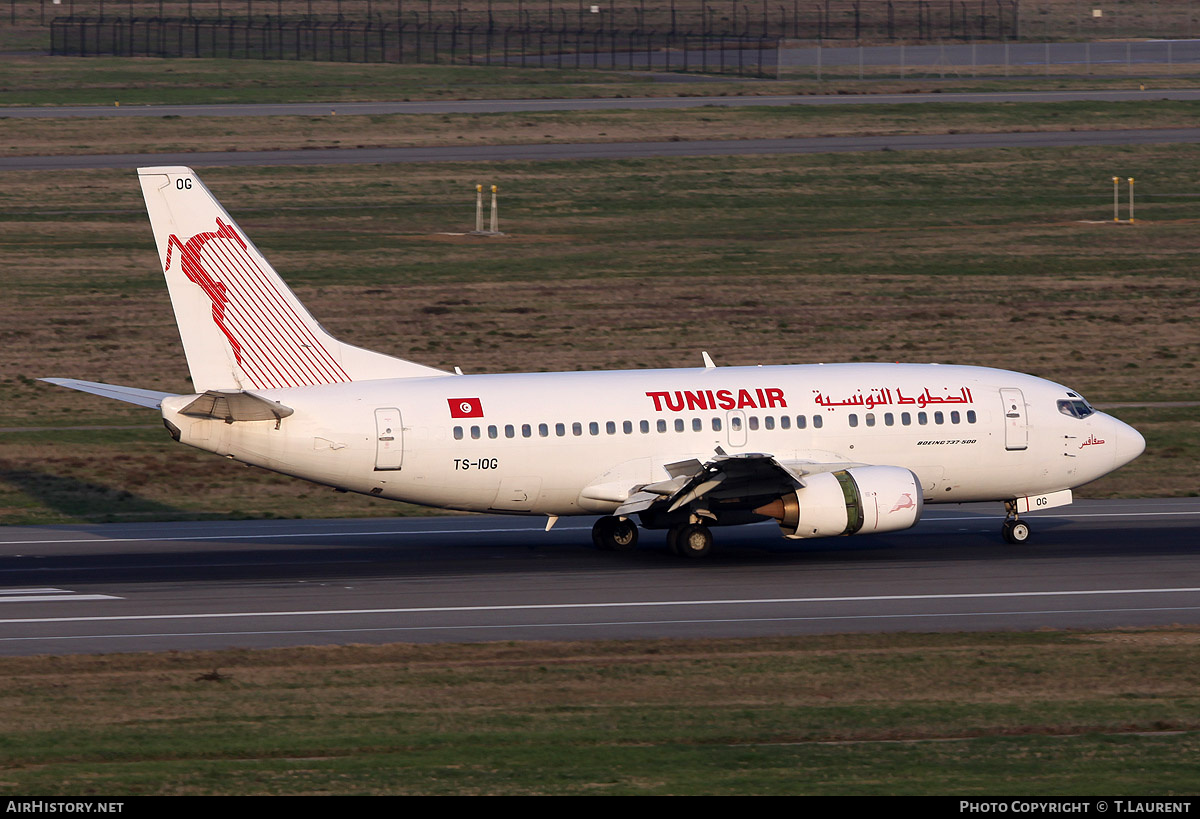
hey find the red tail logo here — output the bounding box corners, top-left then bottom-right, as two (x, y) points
(163, 218), (351, 389)
(166, 218), (246, 365)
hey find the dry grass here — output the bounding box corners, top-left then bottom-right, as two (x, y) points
(4, 630), (1199, 729)
(3, 630), (1199, 793)
(9, 101), (1200, 157)
(2, 146), (1197, 522)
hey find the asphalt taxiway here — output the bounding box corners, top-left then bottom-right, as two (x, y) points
(7, 127), (1200, 172)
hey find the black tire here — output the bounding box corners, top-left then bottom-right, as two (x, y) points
(1002, 519), (1031, 544)
(592, 516), (638, 551)
(675, 524), (713, 558)
(666, 525), (682, 555)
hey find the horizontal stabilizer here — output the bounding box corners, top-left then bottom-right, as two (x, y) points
(40, 378), (175, 409)
(180, 390), (294, 424)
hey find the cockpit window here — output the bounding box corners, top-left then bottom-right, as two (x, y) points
(1057, 399), (1095, 419)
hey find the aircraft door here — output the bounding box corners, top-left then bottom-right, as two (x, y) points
(727, 410), (747, 448)
(374, 407), (404, 470)
(999, 388), (1028, 451)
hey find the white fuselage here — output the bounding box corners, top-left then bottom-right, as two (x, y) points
(159, 362), (1144, 521)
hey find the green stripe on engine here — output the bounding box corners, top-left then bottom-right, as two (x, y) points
(832, 470), (864, 535)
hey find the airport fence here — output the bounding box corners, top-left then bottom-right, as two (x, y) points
(50, 15), (1200, 80)
(49, 16), (782, 75)
(24, 1), (1028, 44)
(777, 38), (1200, 79)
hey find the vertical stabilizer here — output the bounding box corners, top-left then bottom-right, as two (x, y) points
(138, 166), (447, 392)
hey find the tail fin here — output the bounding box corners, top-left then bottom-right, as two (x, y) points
(138, 166), (447, 392)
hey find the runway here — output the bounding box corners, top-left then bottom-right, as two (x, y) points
(8, 128), (1200, 172)
(0, 498), (1196, 655)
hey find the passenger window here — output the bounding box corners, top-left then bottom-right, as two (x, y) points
(918, 412), (928, 425)
(488, 425), (498, 439)
(731, 416), (743, 431)
(674, 419), (684, 432)
(589, 421), (599, 436)
(848, 414), (859, 428)
(884, 412), (894, 426)
(692, 418), (702, 432)
(504, 424), (515, 438)
(539, 423), (549, 437)
(555, 423), (565, 437)
(967, 410), (977, 424)
(950, 411), (960, 424)
(780, 416), (791, 430)
(712, 417), (722, 432)
(796, 415), (807, 429)
(765, 416), (775, 430)
(813, 415), (823, 429)
(934, 411), (944, 425)
(572, 422), (582, 437)
(640, 420), (650, 434)
(657, 419), (667, 433)
(622, 420), (632, 434)
(606, 421), (616, 435)
(453, 426), (464, 440)
(471, 425), (481, 439)
(748, 416), (759, 431)
(902, 412), (911, 426)
(522, 424), (532, 438)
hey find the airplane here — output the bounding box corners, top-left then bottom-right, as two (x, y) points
(43, 166), (1146, 558)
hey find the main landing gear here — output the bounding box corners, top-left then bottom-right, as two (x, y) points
(666, 523), (714, 558)
(591, 515), (639, 551)
(591, 516), (716, 558)
(1001, 500), (1031, 544)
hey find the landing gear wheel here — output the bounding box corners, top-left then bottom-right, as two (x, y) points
(666, 526), (682, 556)
(674, 523), (714, 559)
(1002, 519), (1031, 544)
(592, 516), (638, 551)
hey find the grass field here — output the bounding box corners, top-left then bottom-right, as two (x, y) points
(10, 97), (1200, 157)
(3, 139), (1198, 523)
(2, 630), (1198, 795)
(1, 60), (1197, 524)
(1, 50), (1198, 798)
(7, 55), (1200, 109)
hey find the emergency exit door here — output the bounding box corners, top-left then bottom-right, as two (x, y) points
(374, 407), (403, 470)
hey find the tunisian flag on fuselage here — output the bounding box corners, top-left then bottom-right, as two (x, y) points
(448, 397), (484, 418)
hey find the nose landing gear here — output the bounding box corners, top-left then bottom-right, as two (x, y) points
(1002, 500), (1031, 544)
(1002, 518), (1031, 544)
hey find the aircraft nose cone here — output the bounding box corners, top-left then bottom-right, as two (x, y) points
(1111, 417), (1146, 469)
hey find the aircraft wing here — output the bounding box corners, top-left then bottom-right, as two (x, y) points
(40, 378), (176, 409)
(614, 451), (866, 518)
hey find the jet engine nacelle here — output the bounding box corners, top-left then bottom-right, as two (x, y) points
(756, 466), (923, 539)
